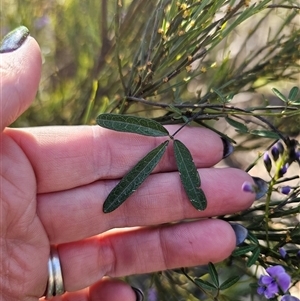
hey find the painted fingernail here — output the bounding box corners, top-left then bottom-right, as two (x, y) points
(0, 26), (30, 53)
(242, 176), (268, 200)
(230, 223), (248, 246)
(221, 137), (234, 158)
(131, 287), (144, 301)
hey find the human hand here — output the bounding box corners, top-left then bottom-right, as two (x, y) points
(0, 27), (255, 301)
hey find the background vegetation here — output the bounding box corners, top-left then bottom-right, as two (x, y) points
(2, 0), (299, 300)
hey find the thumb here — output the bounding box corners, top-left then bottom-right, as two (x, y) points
(0, 26), (42, 132)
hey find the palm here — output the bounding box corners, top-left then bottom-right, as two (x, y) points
(1, 133), (49, 299)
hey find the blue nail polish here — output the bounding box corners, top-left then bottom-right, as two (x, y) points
(230, 223), (248, 246)
(131, 287), (144, 301)
(0, 26), (29, 53)
(221, 137), (234, 158)
(252, 176), (268, 200)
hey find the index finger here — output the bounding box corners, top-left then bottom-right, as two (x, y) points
(6, 125), (231, 193)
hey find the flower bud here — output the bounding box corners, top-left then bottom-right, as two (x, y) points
(263, 152), (272, 173)
(279, 163), (289, 177)
(280, 186), (291, 195)
(271, 145), (280, 161)
(279, 247), (287, 258)
(276, 141), (285, 155)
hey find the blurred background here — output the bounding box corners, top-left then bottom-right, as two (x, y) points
(2, 0), (299, 300)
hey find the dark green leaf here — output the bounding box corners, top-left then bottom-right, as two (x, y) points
(194, 278), (217, 290)
(220, 276), (240, 290)
(173, 140), (207, 211)
(247, 247), (261, 267)
(225, 117), (248, 133)
(232, 244), (257, 257)
(272, 88), (288, 103)
(247, 231), (259, 244)
(96, 113), (170, 137)
(103, 141), (169, 213)
(208, 262), (219, 288)
(288, 86), (299, 102)
(250, 129), (280, 139)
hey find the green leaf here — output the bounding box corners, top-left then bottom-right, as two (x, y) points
(247, 231), (259, 244)
(272, 88), (288, 103)
(232, 244), (257, 257)
(225, 117), (248, 133)
(219, 276), (240, 290)
(96, 113), (170, 137)
(247, 247), (261, 267)
(103, 141), (169, 213)
(194, 278), (217, 290)
(208, 262), (219, 288)
(173, 139), (207, 211)
(288, 86), (299, 102)
(250, 129), (280, 139)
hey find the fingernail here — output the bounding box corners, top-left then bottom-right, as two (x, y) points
(0, 26), (30, 53)
(230, 223), (248, 246)
(131, 287), (144, 301)
(221, 137), (234, 158)
(241, 177), (268, 200)
(252, 176), (268, 200)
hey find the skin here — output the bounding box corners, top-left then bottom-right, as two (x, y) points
(0, 36), (255, 301)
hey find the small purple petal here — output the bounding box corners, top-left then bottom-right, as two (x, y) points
(264, 282), (279, 299)
(297, 250), (300, 259)
(281, 186), (291, 195)
(276, 272), (291, 292)
(281, 295), (300, 301)
(267, 265), (286, 277)
(279, 247), (287, 258)
(260, 275), (274, 285)
(257, 286), (265, 295)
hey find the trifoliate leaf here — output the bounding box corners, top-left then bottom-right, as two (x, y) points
(96, 113), (170, 137)
(173, 139), (207, 211)
(103, 141), (169, 213)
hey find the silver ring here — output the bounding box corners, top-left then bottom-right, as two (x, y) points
(45, 245), (65, 299)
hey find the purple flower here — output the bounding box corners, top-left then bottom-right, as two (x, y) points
(257, 265), (291, 299)
(279, 163), (289, 177)
(282, 296), (300, 301)
(271, 145), (280, 161)
(263, 152), (272, 172)
(280, 186), (291, 195)
(279, 247), (287, 258)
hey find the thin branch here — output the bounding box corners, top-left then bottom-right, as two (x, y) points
(267, 4), (300, 10)
(115, 0), (127, 92)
